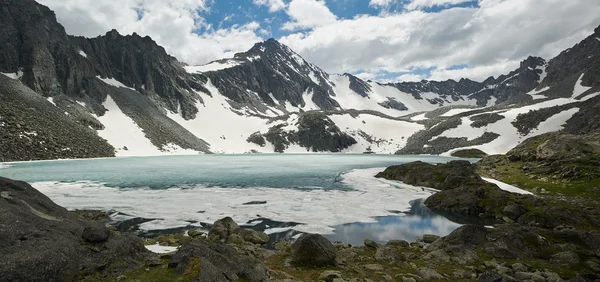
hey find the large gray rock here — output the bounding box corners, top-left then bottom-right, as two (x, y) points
(0, 177), (154, 282)
(422, 234), (441, 244)
(82, 226), (110, 243)
(234, 228), (269, 245)
(503, 204), (529, 221)
(290, 234), (336, 266)
(169, 240), (267, 282)
(551, 251), (580, 264)
(416, 267), (443, 280)
(209, 217), (241, 240)
(479, 271), (502, 282)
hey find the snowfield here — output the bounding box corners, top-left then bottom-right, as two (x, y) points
(441, 98), (584, 156)
(185, 60), (242, 73)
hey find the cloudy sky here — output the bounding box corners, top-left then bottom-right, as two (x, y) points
(38, 0), (600, 82)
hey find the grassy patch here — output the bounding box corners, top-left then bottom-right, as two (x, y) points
(478, 161), (600, 201)
(79, 262), (192, 282)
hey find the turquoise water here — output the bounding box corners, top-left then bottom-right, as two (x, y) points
(0, 154), (464, 189)
(0, 154), (473, 242)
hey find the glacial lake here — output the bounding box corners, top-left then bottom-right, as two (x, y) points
(0, 154), (477, 244)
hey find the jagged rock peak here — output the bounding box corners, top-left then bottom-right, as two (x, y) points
(519, 56), (546, 69)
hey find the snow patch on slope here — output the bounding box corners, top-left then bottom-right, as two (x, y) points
(438, 99), (580, 155)
(96, 76), (135, 91)
(1, 71), (23, 80)
(441, 108), (476, 117)
(300, 89), (320, 110)
(184, 60), (241, 73)
(185, 60), (241, 73)
(166, 80), (272, 154)
(528, 86), (550, 99)
(96, 95), (196, 156)
(410, 113), (428, 121)
(78, 50), (88, 58)
(330, 114), (424, 154)
(482, 177), (532, 195)
(572, 73), (592, 98)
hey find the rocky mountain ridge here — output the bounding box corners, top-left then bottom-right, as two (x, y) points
(0, 0), (599, 160)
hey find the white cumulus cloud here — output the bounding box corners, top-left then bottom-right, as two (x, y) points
(253, 0), (286, 12)
(405, 0), (474, 10)
(280, 0), (600, 81)
(37, 0), (262, 65)
(282, 0), (337, 31)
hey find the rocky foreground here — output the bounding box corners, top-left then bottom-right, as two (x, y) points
(2, 131), (600, 281)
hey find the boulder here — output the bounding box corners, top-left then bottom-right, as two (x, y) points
(319, 270), (342, 281)
(386, 240), (409, 247)
(290, 234), (336, 266)
(209, 217), (241, 240)
(187, 230), (204, 237)
(364, 239), (379, 248)
(0, 177), (154, 281)
(82, 226), (110, 243)
(234, 228), (269, 245)
(479, 271), (502, 282)
(502, 204), (529, 221)
(422, 234), (440, 244)
(513, 272), (546, 282)
(375, 247), (403, 260)
(416, 267), (443, 280)
(550, 251), (580, 264)
(169, 241), (267, 282)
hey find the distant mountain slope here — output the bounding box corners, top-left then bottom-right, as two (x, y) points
(398, 28), (600, 156)
(0, 75), (114, 162)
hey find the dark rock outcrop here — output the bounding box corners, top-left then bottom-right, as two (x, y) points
(0, 177), (156, 282)
(261, 112), (357, 153)
(290, 234), (336, 266)
(168, 241), (268, 282)
(375, 160), (486, 190)
(0, 0), (211, 160)
(376, 161), (542, 218)
(451, 149), (488, 158)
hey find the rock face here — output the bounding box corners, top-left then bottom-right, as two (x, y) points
(451, 149), (488, 158)
(168, 241), (268, 282)
(0, 177), (155, 281)
(0, 75), (115, 161)
(0, 0), (211, 159)
(290, 234), (336, 266)
(261, 112), (357, 153)
(375, 160), (486, 190)
(202, 38), (339, 112)
(376, 161), (542, 218)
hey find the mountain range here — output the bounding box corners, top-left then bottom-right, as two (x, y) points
(1, 0), (599, 161)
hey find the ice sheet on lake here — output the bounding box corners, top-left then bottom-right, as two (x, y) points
(145, 243), (178, 254)
(31, 167), (436, 234)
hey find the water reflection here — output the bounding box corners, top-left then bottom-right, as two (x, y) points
(323, 199), (462, 245)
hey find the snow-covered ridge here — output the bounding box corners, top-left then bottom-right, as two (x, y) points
(184, 59), (242, 74)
